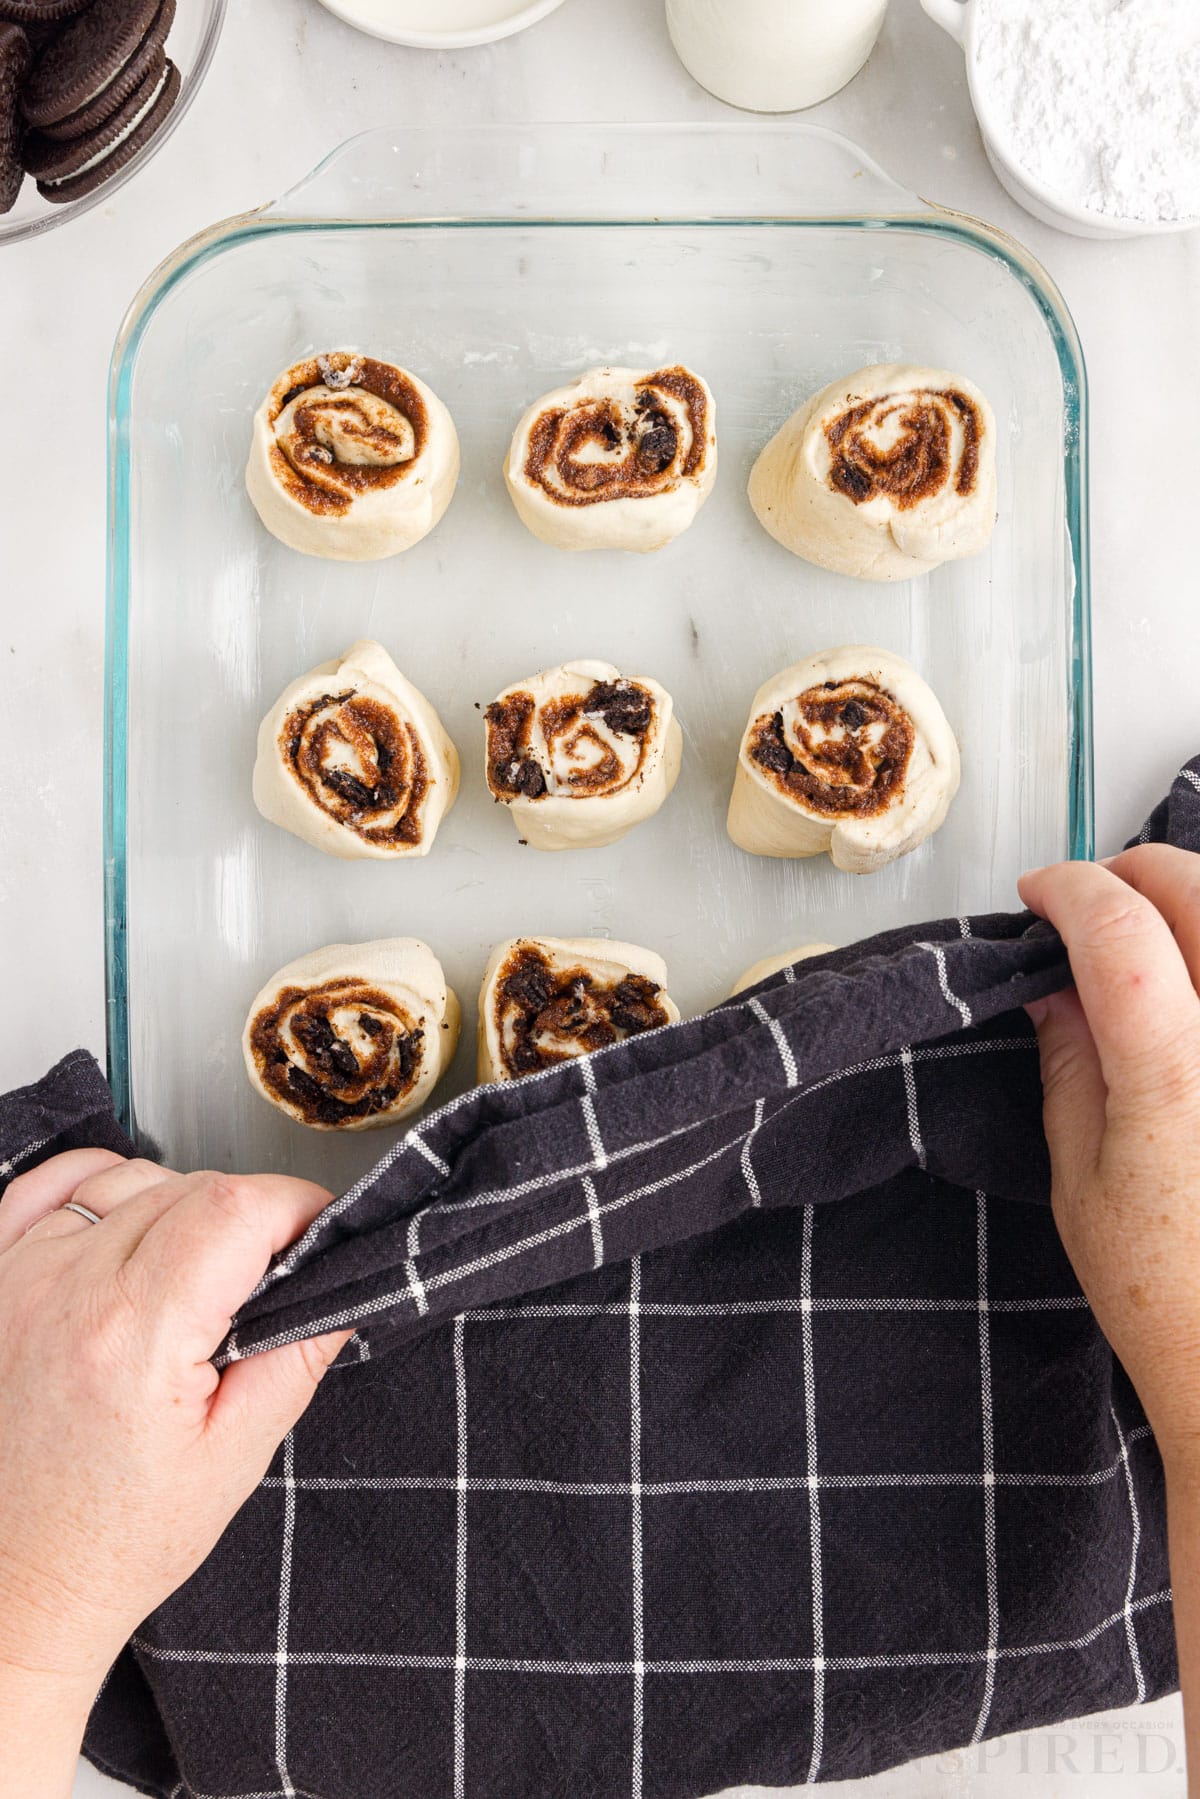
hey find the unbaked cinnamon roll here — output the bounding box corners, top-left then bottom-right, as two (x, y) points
(729, 945), (840, 996)
(504, 364), (717, 552)
(252, 641), (459, 860)
(242, 939), (460, 1131)
(484, 660), (681, 851)
(245, 351), (460, 560)
(749, 365), (996, 580)
(727, 646), (960, 872)
(478, 937), (680, 1083)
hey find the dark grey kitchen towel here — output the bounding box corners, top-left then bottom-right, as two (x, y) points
(3, 757), (1197, 1799)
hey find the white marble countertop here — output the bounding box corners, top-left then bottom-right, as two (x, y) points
(0, 0), (1193, 1791)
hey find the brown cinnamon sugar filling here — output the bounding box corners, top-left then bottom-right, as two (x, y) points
(749, 679), (914, 818)
(268, 353), (430, 518)
(524, 366), (709, 508)
(494, 943), (669, 1079)
(249, 978), (424, 1127)
(826, 388), (980, 509)
(283, 690), (429, 846)
(485, 680), (655, 802)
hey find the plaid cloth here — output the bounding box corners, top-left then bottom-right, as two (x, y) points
(4, 759), (1198, 1799)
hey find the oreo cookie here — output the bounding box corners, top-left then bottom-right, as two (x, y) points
(31, 50), (177, 202)
(0, 21), (30, 213)
(22, 0), (163, 128)
(34, 0), (172, 140)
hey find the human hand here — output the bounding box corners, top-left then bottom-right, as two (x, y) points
(1019, 844), (1200, 1472)
(0, 1152), (350, 1723)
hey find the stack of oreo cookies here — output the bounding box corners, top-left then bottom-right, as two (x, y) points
(0, 0), (179, 213)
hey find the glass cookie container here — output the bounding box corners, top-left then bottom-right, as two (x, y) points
(1, 0), (227, 246)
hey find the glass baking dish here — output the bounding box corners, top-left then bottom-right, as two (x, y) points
(106, 123), (1091, 1190)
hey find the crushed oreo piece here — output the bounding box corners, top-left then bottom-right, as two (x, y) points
(634, 409), (678, 474)
(583, 679), (652, 738)
(318, 353), (363, 391)
(510, 758), (547, 800)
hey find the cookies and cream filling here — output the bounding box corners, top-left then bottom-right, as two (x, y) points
(748, 364), (997, 581)
(253, 641), (459, 860)
(484, 659), (681, 850)
(504, 365), (717, 552)
(245, 353), (460, 560)
(242, 938), (460, 1132)
(727, 646), (960, 872)
(750, 679), (916, 819)
(477, 936), (680, 1083)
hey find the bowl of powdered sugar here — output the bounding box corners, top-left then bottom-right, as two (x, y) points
(921, 0), (1200, 238)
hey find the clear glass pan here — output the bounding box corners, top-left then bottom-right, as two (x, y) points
(106, 123), (1091, 1192)
(0, 0), (227, 247)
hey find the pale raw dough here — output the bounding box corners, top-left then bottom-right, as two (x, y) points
(504, 364), (717, 552)
(748, 364), (997, 581)
(245, 351), (460, 561)
(477, 936), (681, 1083)
(729, 944), (840, 996)
(253, 640), (460, 861)
(242, 938), (460, 1132)
(727, 645), (961, 873)
(484, 659), (681, 851)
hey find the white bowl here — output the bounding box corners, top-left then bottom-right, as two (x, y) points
(921, 0), (1199, 240)
(312, 0), (567, 49)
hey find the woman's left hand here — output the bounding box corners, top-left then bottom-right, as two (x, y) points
(0, 1150), (350, 1797)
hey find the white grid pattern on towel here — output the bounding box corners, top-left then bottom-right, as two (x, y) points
(359, 1038), (1036, 1237)
(270, 1003), (1028, 1365)
(741, 1098), (765, 1208)
(746, 996), (798, 1087)
(583, 1174), (606, 1268)
(179, 1265), (1160, 1799)
(918, 942), (974, 1029)
(580, 1055), (610, 1172)
(257, 1434), (1153, 1498)
(0, 1131), (52, 1181)
(132, 1586), (1173, 1678)
(800, 1205), (824, 1784)
(630, 1256), (645, 1799)
(453, 1317), (468, 1799)
(273, 1433), (296, 1799)
(1112, 1404), (1147, 1703)
(900, 1047), (926, 1171)
(971, 1191), (999, 1745)
(466, 1297), (1089, 1320)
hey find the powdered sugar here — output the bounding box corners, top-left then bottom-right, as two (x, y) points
(973, 0), (1200, 224)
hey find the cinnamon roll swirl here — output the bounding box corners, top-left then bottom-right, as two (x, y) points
(729, 945), (840, 997)
(245, 351), (460, 561)
(727, 646), (960, 872)
(477, 937), (680, 1083)
(504, 364), (717, 552)
(484, 660), (681, 851)
(242, 939), (460, 1131)
(252, 641), (459, 860)
(749, 365), (997, 580)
